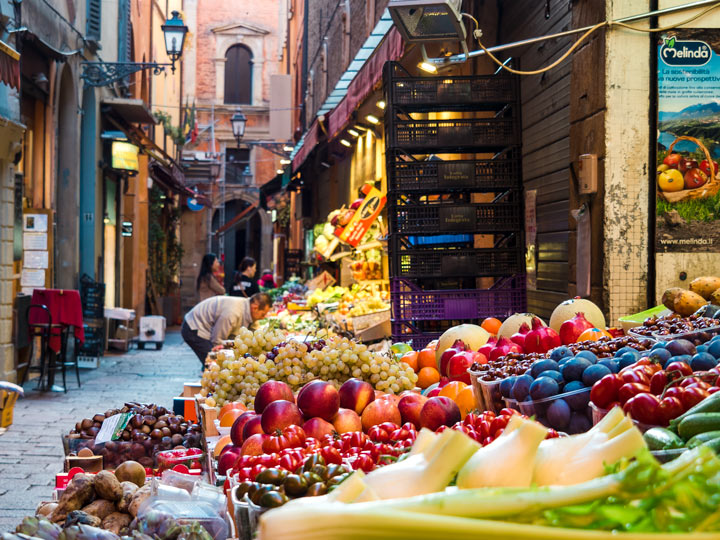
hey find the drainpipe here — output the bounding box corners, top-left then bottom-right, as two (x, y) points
(647, 0), (659, 308)
(301, 0), (309, 132)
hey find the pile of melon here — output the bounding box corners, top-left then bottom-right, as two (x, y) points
(662, 276), (720, 316)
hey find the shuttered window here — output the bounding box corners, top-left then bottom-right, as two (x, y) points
(86, 0), (102, 42)
(224, 45), (253, 104)
(118, 0), (131, 62)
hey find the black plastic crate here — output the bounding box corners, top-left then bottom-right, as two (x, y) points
(393, 246), (522, 278)
(389, 117), (518, 152)
(389, 74), (518, 109)
(388, 150), (520, 193)
(388, 200), (521, 235)
(77, 324), (105, 355)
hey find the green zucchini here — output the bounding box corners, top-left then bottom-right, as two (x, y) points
(686, 430), (720, 448)
(643, 427), (685, 450)
(670, 392), (720, 428)
(677, 412), (720, 440)
(702, 437), (720, 454)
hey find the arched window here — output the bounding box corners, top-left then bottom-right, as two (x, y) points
(225, 45), (253, 104)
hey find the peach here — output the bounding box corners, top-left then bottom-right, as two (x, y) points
(332, 408), (362, 433)
(297, 381), (340, 421)
(420, 396), (461, 431)
(361, 399), (401, 432)
(398, 393), (428, 429)
(338, 379), (375, 415)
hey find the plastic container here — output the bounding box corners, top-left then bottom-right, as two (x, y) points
(393, 247), (522, 279)
(652, 324), (720, 344)
(156, 449), (205, 473)
(389, 118), (519, 151)
(390, 275), (526, 322)
(467, 370), (488, 412)
(517, 387), (592, 434)
(617, 305), (671, 333)
(407, 234), (472, 246)
(138, 500), (228, 540)
(590, 402), (658, 433)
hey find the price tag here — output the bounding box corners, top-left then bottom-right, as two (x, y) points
(95, 413), (131, 444)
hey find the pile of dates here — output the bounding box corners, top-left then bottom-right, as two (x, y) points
(632, 314), (720, 341)
(67, 403), (202, 469)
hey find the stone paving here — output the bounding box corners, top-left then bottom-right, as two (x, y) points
(0, 329), (199, 531)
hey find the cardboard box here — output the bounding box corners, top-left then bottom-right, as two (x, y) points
(195, 395), (219, 437)
(64, 455), (103, 473)
(183, 382), (202, 397)
(0, 387), (20, 428)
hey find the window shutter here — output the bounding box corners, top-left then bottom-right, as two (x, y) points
(118, 0), (131, 62)
(86, 0), (102, 42)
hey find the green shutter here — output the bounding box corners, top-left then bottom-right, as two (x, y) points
(86, 0), (102, 42)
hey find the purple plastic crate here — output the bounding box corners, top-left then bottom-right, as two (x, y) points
(391, 275), (526, 321)
(390, 326), (442, 350)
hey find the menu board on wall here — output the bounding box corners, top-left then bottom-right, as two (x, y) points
(21, 210), (51, 293)
(656, 30), (720, 252)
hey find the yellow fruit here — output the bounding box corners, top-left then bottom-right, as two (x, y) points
(657, 164), (669, 173)
(658, 168), (684, 192)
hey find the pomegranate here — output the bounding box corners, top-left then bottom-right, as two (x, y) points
(559, 312), (595, 345)
(488, 337), (524, 361)
(510, 323), (530, 350)
(477, 336), (498, 359)
(524, 317), (561, 354)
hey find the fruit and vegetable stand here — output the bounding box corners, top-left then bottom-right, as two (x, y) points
(7, 275), (720, 540)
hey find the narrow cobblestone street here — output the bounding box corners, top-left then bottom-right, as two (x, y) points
(0, 329), (198, 531)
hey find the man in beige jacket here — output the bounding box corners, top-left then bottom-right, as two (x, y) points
(181, 292), (272, 367)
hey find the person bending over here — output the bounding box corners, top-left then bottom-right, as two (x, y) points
(181, 292), (271, 368)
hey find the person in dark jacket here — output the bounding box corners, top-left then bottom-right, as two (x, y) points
(230, 257), (259, 297)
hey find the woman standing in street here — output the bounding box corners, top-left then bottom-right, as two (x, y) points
(230, 257), (259, 297)
(197, 253), (225, 301)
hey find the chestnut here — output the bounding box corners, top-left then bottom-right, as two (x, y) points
(80, 418), (94, 430)
(143, 415), (157, 426)
(154, 420), (168, 430)
(161, 427), (171, 437)
(122, 431), (131, 441)
(131, 414), (144, 428)
(150, 429), (163, 439)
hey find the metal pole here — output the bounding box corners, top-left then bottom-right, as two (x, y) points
(433, 0), (720, 66)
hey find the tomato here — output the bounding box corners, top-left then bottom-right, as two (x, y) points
(656, 396), (684, 426)
(463, 413), (479, 427)
(490, 415), (510, 435)
(321, 434), (338, 447)
(263, 426), (305, 453)
(618, 382), (651, 404)
(591, 374), (624, 408)
(499, 408), (515, 417)
(343, 431), (368, 449)
(680, 377), (702, 388)
(285, 425), (306, 447)
(390, 427), (413, 441)
(262, 435), (289, 454)
(251, 463), (265, 479)
(649, 371), (668, 395)
(666, 361), (692, 377)
(401, 422), (416, 432)
(664, 386), (684, 400)
(686, 381), (711, 391)
(279, 454), (298, 472)
(320, 446), (342, 465)
(368, 426), (390, 443)
(709, 386), (720, 395)
(258, 453), (279, 468)
(353, 454), (375, 473)
(378, 422), (400, 434)
(303, 437), (320, 451)
(681, 387), (709, 410)
(621, 369), (650, 385)
(477, 420), (491, 439)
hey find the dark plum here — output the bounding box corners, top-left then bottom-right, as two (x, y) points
(582, 364), (612, 386)
(511, 374), (535, 402)
(708, 340), (720, 359)
(530, 359), (560, 379)
(561, 358), (593, 382)
(529, 377), (560, 401)
(541, 370), (565, 387)
(665, 339), (697, 357)
(690, 352), (718, 371)
(546, 398), (571, 430)
(499, 376), (517, 398)
(575, 350), (598, 364)
(549, 346), (572, 361)
(563, 380), (590, 411)
(568, 411), (592, 434)
(598, 358), (619, 373)
(618, 352), (639, 370)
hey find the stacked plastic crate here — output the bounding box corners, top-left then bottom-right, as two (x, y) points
(383, 62), (526, 348)
(78, 274), (106, 367)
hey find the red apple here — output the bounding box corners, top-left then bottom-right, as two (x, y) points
(260, 400), (304, 433)
(338, 378), (376, 415)
(219, 443), (238, 456)
(217, 447), (242, 475)
(663, 153), (683, 169)
(332, 408), (362, 433)
(446, 351), (474, 384)
(303, 417), (335, 439)
(254, 381), (295, 413)
(680, 158), (698, 174)
(230, 411), (257, 446)
(420, 396), (461, 431)
(350, 198), (364, 210)
(426, 387), (442, 398)
(297, 380), (340, 421)
(700, 159), (718, 178)
(398, 393), (428, 429)
(240, 433), (267, 457)
(684, 168), (708, 189)
(361, 399), (401, 431)
(242, 415), (264, 441)
(438, 340), (467, 376)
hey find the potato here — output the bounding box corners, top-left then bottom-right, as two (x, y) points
(673, 290), (708, 316)
(36, 502), (58, 518)
(51, 473), (96, 521)
(689, 276), (720, 300)
(81, 499), (116, 520)
(94, 471), (123, 502)
(662, 287), (685, 311)
(128, 484), (152, 517)
(116, 482), (138, 513)
(101, 512), (132, 535)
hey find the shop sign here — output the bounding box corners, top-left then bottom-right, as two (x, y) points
(111, 141), (139, 172)
(656, 31), (720, 253)
(334, 185), (387, 247)
(121, 221), (133, 237)
(439, 205), (475, 232)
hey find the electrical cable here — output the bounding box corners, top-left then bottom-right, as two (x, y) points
(470, 1), (720, 76)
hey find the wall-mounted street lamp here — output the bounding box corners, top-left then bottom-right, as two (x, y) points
(230, 109), (248, 147)
(81, 11), (188, 87)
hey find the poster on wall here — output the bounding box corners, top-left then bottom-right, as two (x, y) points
(656, 30), (720, 252)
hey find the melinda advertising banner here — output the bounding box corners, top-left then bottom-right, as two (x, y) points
(656, 30), (720, 253)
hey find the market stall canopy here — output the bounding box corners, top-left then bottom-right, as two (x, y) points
(259, 173), (283, 210)
(102, 98), (157, 125)
(0, 40), (20, 90)
(291, 10), (404, 172)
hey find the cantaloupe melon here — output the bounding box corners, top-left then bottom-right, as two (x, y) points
(549, 298), (606, 332)
(497, 313), (546, 338)
(435, 324), (490, 364)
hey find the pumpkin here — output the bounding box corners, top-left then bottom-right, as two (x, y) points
(577, 328), (612, 341)
(549, 298), (606, 332)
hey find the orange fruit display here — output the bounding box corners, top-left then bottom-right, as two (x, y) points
(455, 386), (476, 419)
(481, 317), (503, 335)
(417, 348), (437, 370)
(400, 351), (419, 372)
(219, 408), (246, 427)
(219, 401), (247, 419)
(213, 435), (232, 457)
(577, 328), (612, 341)
(417, 366), (440, 389)
(425, 339), (439, 351)
(438, 381), (468, 402)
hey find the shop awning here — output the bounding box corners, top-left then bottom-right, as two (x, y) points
(102, 98), (157, 125)
(259, 173), (283, 209)
(150, 160), (211, 205)
(0, 40), (20, 90)
(291, 10), (405, 172)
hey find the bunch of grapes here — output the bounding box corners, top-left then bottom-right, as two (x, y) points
(201, 334), (418, 408)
